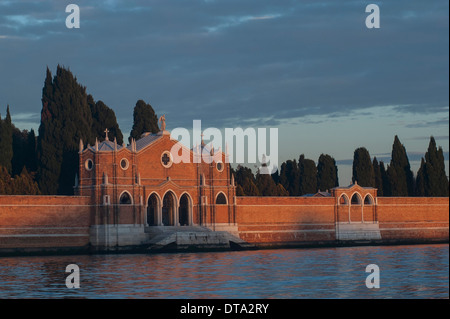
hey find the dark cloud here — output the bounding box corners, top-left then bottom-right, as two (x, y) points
(0, 0), (448, 134)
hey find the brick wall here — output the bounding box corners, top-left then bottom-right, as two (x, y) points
(377, 197), (449, 243)
(0, 195), (93, 254)
(235, 196), (337, 246)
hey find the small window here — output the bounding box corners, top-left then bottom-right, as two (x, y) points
(216, 161), (224, 172)
(120, 158), (129, 170)
(85, 159), (93, 171)
(119, 192), (132, 205)
(216, 193), (227, 205)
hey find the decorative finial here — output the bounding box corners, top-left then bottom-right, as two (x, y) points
(104, 128), (109, 141)
(159, 114), (166, 131)
(79, 138), (84, 153)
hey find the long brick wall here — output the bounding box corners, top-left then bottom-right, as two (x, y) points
(235, 197), (337, 247)
(0, 194), (448, 255)
(0, 195), (93, 254)
(377, 197), (449, 243)
(234, 196), (449, 247)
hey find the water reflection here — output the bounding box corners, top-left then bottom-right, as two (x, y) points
(0, 244), (448, 299)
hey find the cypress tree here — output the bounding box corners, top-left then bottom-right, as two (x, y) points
(352, 147), (375, 187)
(317, 154), (339, 191)
(37, 66), (95, 195)
(11, 126), (28, 177)
(129, 99), (159, 142)
(89, 95), (124, 144)
(279, 160), (300, 196)
(256, 167), (279, 196)
(0, 106), (13, 173)
(415, 158), (426, 196)
(422, 136), (449, 196)
(373, 157), (383, 196)
(389, 136), (414, 196)
(26, 129), (37, 173)
(234, 165), (260, 196)
(299, 154), (317, 195)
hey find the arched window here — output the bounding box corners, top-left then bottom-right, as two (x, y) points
(119, 192), (132, 205)
(339, 194), (349, 205)
(364, 194), (374, 205)
(216, 192), (227, 205)
(351, 193), (362, 205)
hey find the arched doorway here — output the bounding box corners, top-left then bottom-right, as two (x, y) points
(162, 191), (176, 226)
(179, 193), (191, 226)
(147, 193), (159, 226)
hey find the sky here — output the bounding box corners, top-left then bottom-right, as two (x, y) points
(0, 0), (448, 185)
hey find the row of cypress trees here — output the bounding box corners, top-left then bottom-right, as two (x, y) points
(353, 136), (448, 197)
(233, 135), (448, 197)
(234, 153), (339, 197)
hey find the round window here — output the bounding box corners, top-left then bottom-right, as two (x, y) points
(216, 161), (224, 172)
(85, 159), (93, 171)
(120, 158), (129, 170)
(161, 151), (173, 168)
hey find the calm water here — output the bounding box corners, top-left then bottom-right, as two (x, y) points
(0, 244), (448, 299)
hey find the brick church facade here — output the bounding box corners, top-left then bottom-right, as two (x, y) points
(75, 124), (238, 248)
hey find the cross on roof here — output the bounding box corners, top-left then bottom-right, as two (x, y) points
(104, 128), (109, 141)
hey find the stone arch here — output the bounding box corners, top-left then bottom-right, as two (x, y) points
(162, 190), (177, 226)
(339, 194), (349, 205)
(179, 192), (193, 226)
(350, 192), (362, 205)
(364, 194), (374, 205)
(119, 190), (133, 205)
(215, 192), (228, 205)
(147, 192), (161, 226)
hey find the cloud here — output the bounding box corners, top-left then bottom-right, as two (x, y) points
(0, 0), (448, 138)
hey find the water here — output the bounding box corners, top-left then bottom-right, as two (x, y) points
(0, 244), (448, 299)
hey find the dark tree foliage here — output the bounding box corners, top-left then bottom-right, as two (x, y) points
(256, 171), (278, 196)
(298, 155), (318, 195)
(373, 157), (383, 196)
(37, 66), (95, 195)
(389, 136), (414, 196)
(279, 159), (300, 196)
(0, 166), (40, 195)
(89, 95), (124, 144)
(352, 147), (375, 187)
(233, 165), (260, 196)
(317, 154), (339, 192)
(415, 158), (426, 197)
(417, 136), (449, 197)
(0, 106), (13, 173)
(129, 99), (159, 142)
